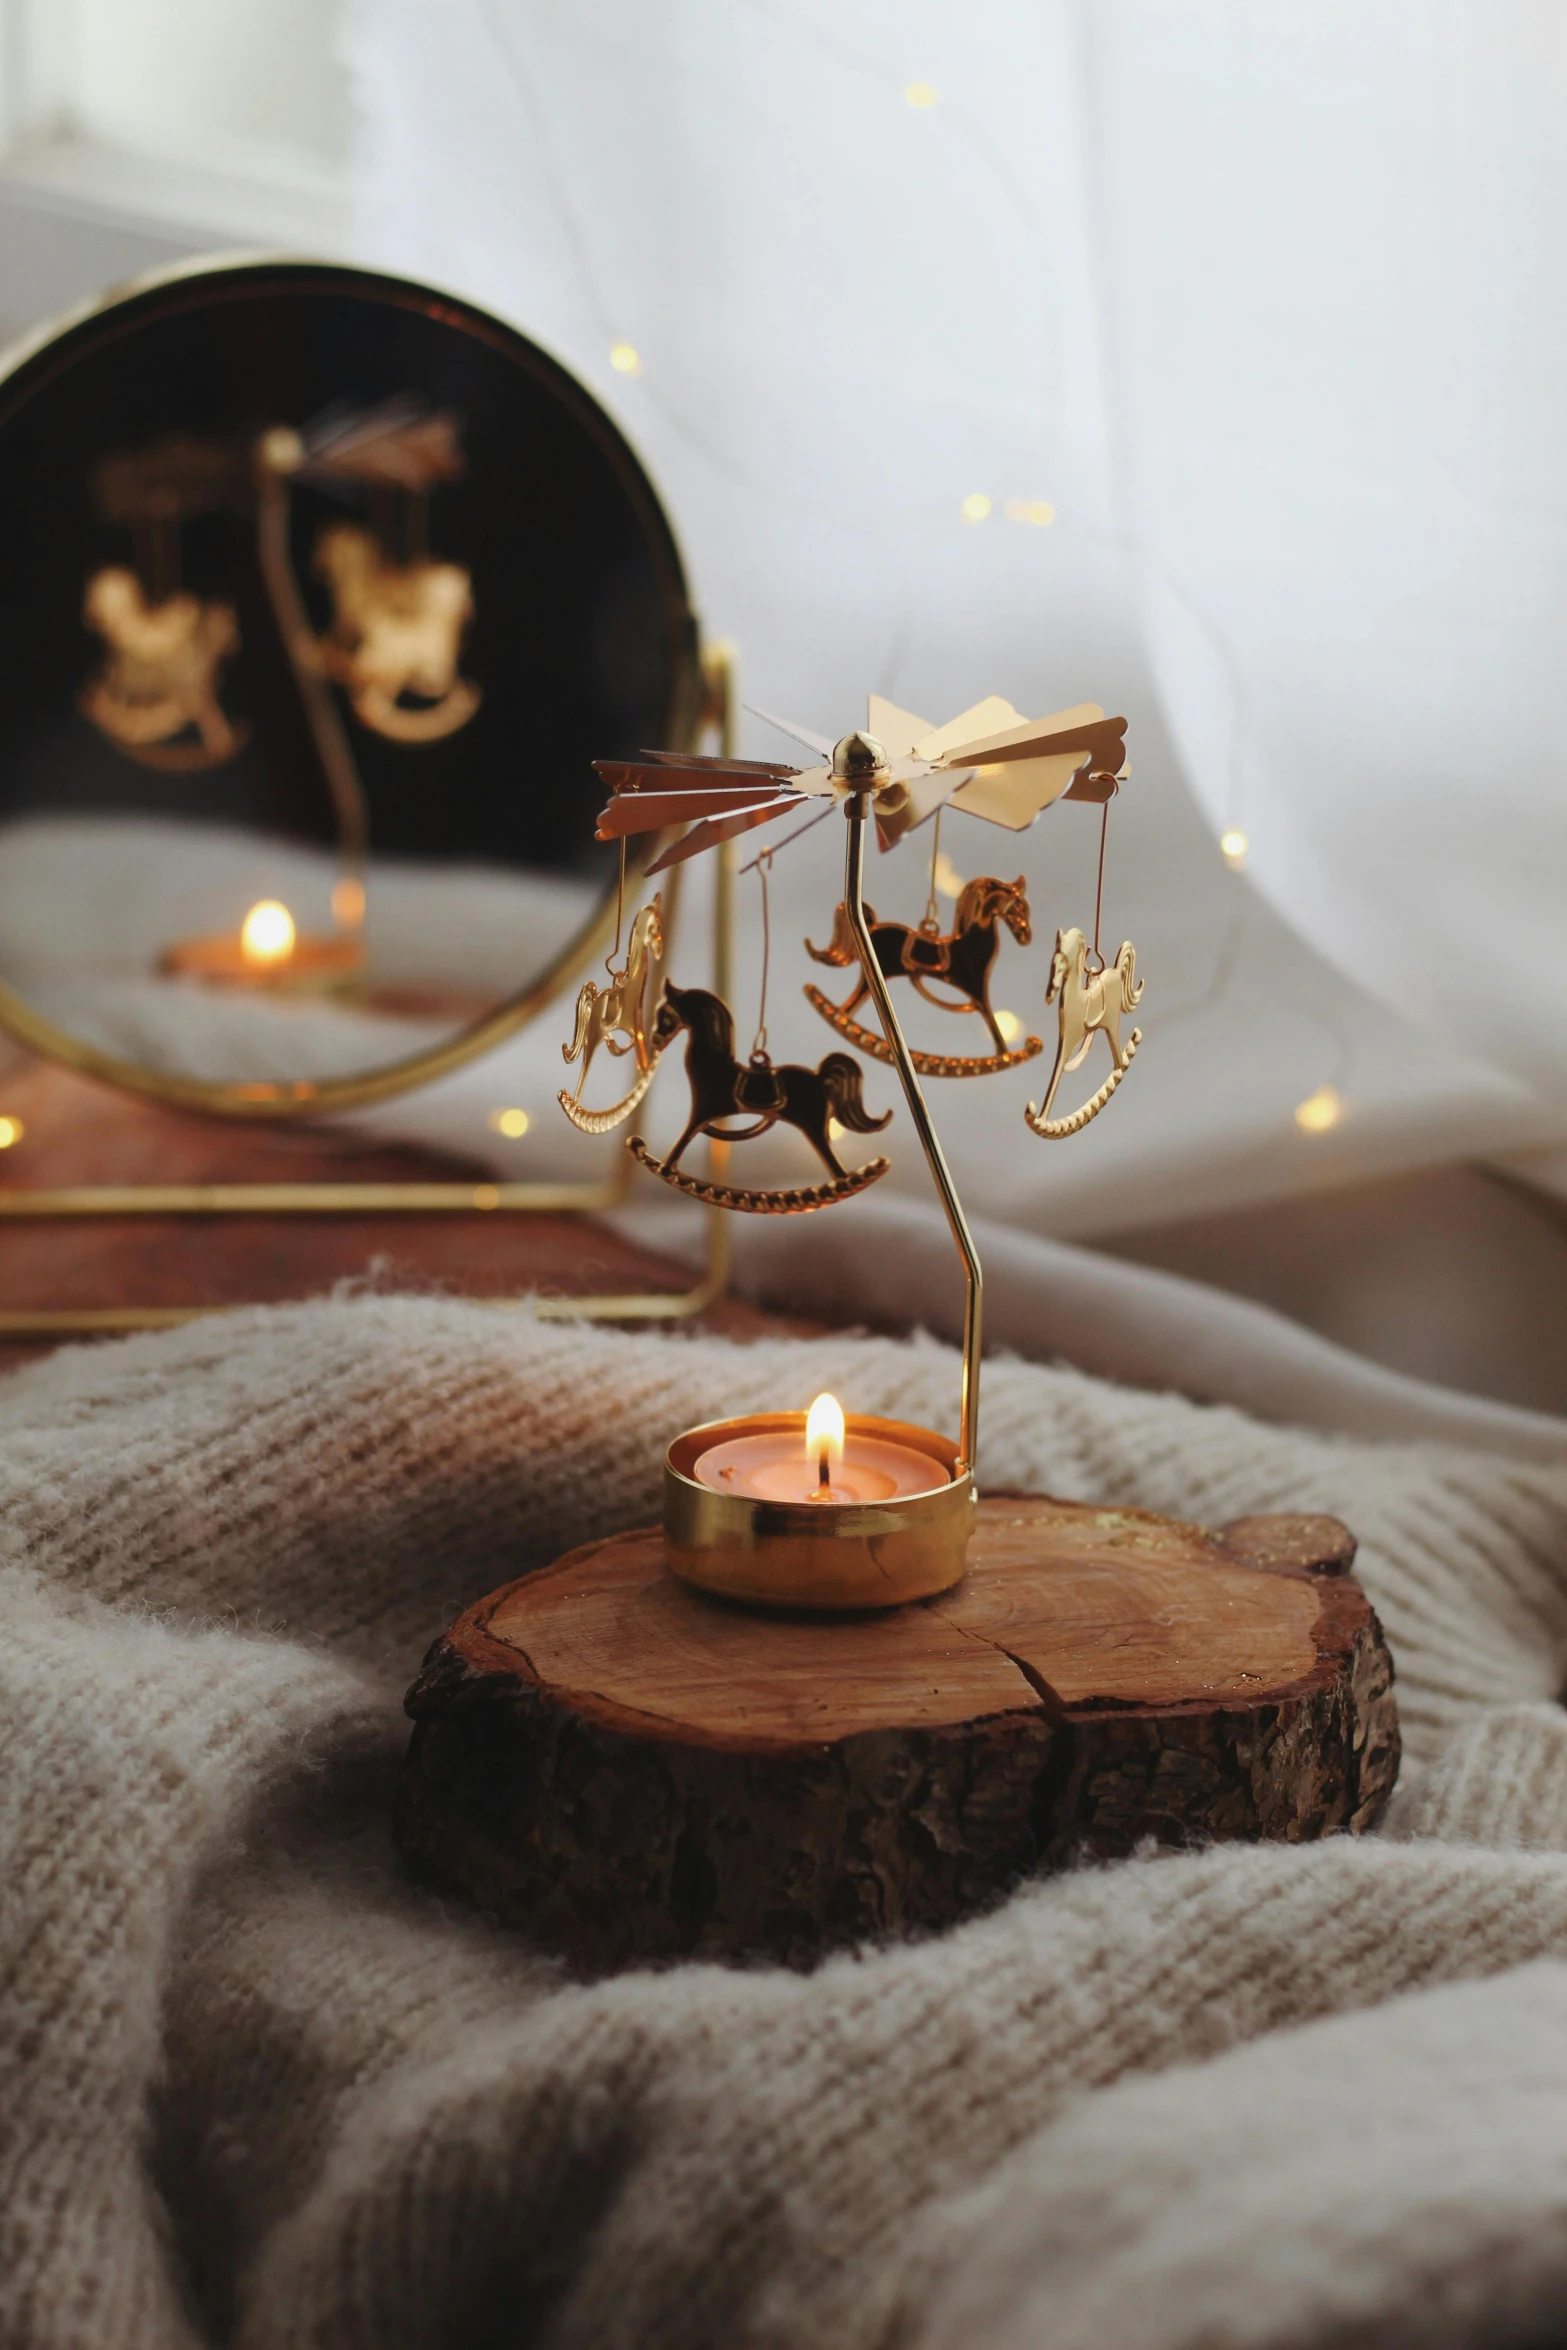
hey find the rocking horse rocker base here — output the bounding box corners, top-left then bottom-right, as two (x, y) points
(802, 985), (1043, 1077)
(558, 1057), (659, 1136)
(628, 1132), (888, 1212)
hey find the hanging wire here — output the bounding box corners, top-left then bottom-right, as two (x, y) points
(1090, 798), (1110, 970)
(606, 837), (627, 974)
(750, 848), (774, 1059)
(923, 806), (945, 931)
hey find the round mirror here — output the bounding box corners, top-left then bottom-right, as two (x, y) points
(0, 257), (699, 1114)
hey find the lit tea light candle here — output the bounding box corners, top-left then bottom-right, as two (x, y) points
(160, 895), (364, 993)
(240, 898), (296, 969)
(692, 1391), (946, 1506)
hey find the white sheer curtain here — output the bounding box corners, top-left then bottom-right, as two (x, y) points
(1081, 0), (1567, 1098)
(341, 0), (1567, 1238)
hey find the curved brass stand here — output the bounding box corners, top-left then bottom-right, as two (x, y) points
(842, 794), (984, 1480)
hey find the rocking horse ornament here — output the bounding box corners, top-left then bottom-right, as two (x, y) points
(314, 523), (480, 745)
(1026, 926), (1144, 1138)
(626, 978), (891, 1212)
(804, 874), (1043, 1076)
(558, 895), (667, 1133)
(79, 568), (246, 771)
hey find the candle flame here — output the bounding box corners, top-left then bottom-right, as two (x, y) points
(240, 900), (296, 967)
(805, 1392), (845, 1486)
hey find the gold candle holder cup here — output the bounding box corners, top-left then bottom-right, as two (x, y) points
(664, 1409), (975, 1611)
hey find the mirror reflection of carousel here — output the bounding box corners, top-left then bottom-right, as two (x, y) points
(0, 254), (729, 1334)
(78, 400), (484, 998)
(0, 257), (700, 1122)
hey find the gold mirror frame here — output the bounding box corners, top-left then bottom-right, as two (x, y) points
(0, 254), (733, 1333)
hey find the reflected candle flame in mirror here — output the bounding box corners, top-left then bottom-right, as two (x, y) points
(240, 900), (296, 968)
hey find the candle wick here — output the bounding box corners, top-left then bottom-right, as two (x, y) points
(818, 1448), (830, 1493)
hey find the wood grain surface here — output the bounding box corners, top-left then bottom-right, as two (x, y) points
(398, 1496), (1400, 1969)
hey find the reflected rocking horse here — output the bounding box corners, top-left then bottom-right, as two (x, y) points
(1025, 926), (1143, 1138)
(804, 875), (1043, 1077)
(79, 567), (247, 772)
(558, 898), (665, 1133)
(628, 979), (892, 1212)
(314, 523), (480, 744)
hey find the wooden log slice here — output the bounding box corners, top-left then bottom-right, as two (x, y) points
(397, 1496), (1399, 1970)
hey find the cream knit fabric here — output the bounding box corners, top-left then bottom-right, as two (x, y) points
(6, 1295), (1567, 2348)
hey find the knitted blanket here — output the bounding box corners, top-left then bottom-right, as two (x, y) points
(7, 1296), (1567, 2349)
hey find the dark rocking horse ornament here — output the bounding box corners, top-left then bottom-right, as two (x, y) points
(628, 980), (891, 1212)
(803, 875), (1043, 1077)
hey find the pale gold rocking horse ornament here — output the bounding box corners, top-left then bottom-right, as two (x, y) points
(1026, 925), (1143, 1137)
(558, 895), (667, 1133)
(314, 523), (480, 745)
(80, 568), (246, 771)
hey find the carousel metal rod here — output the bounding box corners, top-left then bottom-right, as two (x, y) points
(254, 435), (370, 884)
(842, 791), (983, 1479)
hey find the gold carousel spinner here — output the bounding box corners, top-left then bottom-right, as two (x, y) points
(559, 691), (1147, 1215)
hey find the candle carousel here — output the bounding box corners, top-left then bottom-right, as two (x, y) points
(397, 690), (1400, 1970)
(582, 693), (1139, 1607)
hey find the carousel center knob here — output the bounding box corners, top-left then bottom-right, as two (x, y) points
(831, 730), (890, 786)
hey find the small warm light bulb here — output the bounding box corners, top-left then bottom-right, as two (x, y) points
(961, 492), (992, 523)
(995, 1008), (1022, 1044)
(610, 342), (643, 376)
(805, 1392), (846, 1494)
(1295, 1086), (1343, 1134)
(1004, 498), (1056, 527)
(1220, 828), (1248, 869)
(0, 1115), (24, 1149)
(933, 850), (965, 898)
(240, 900), (295, 967)
(487, 1106), (531, 1138)
(905, 80), (939, 108)
(332, 876), (365, 928)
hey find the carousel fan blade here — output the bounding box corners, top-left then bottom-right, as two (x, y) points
(786, 764), (836, 796)
(597, 756), (801, 792)
(933, 707), (1127, 772)
(929, 701), (1103, 766)
(596, 787), (799, 841)
(1063, 766), (1125, 803)
(745, 704), (836, 757)
(910, 696), (1024, 765)
(298, 400), (466, 491)
(645, 799), (802, 873)
(866, 694), (932, 760)
(873, 762), (968, 849)
(948, 752), (1093, 829)
(634, 749), (803, 776)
